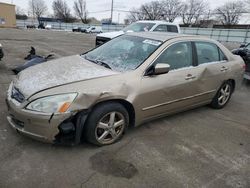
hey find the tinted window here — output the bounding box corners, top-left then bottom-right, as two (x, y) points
(154, 25), (168, 32)
(195, 42), (220, 64)
(155, 42), (193, 70)
(123, 23), (155, 32)
(154, 25), (178, 33)
(167, 25), (178, 33)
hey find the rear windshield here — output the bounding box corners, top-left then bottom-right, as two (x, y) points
(123, 23), (155, 32)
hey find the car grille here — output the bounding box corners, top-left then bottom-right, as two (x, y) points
(11, 87), (25, 103)
(96, 36), (110, 46)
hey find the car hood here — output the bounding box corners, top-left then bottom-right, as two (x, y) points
(97, 31), (124, 39)
(14, 55), (118, 98)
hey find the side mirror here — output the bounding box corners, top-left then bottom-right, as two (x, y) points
(147, 63), (170, 76)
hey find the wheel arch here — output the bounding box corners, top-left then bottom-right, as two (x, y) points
(89, 99), (136, 127)
(227, 79), (236, 92)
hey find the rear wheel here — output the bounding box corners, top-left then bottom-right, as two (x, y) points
(210, 81), (233, 109)
(84, 102), (129, 146)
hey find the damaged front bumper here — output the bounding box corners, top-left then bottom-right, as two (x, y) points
(6, 97), (84, 144)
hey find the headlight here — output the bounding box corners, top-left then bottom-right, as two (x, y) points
(26, 93), (77, 113)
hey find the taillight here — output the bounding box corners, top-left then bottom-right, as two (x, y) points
(243, 64), (246, 70)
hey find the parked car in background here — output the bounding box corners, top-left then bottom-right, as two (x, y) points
(232, 43), (250, 80)
(80, 27), (89, 33)
(26, 25), (36, 29)
(72, 27), (85, 32)
(6, 33), (244, 146)
(38, 23), (52, 30)
(0, 43), (3, 60)
(38, 23), (45, 29)
(96, 20), (181, 46)
(45, 24), (52, 30)
(85, 26), (102, 33)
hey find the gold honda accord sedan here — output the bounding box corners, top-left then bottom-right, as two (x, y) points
(6, 32), (244, 146)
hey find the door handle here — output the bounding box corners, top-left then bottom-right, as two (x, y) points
(220, 66), (228, 72)
(185, 74), (196, 80)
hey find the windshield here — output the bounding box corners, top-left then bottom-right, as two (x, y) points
(83, 35), (162, 72)
(123, 22), (155, 32)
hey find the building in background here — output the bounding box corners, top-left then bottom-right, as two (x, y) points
(0, 2), (16, 28)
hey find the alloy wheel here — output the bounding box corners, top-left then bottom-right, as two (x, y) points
(95, 111), (125, 145)
(218, 83), (231, 106)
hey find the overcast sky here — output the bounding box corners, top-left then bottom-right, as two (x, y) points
(0, 0), (246, 23)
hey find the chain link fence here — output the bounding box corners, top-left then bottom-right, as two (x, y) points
(16, 20), (250, 43)
(16, 20), (125, 33)
(181, 27), (250, 43)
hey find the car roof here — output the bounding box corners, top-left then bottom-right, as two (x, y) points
(136, 20), (179, 26)
(126, 32), (210, 42)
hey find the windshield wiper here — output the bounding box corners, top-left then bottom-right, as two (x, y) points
(84, 55), (112, 70)
(96, 60), (112, 70)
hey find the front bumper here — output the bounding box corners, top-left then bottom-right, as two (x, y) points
(6, 98), (72, 143)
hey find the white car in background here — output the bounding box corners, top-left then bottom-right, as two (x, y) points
(96, 20), (181, 46)
(45, 24), (52, 30)
(86, 26), (102, 33)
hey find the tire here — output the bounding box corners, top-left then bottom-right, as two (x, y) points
(210, 81), (233, 109)
(84, 102), (129, 146)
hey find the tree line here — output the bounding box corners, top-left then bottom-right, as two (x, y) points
(15, 0), (250, 25)
(16, 0), (88, 23)
(127, 0), (250, 26)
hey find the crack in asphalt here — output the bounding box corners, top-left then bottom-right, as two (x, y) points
(214, 115), (250, 127)
(80, 172), (97, 188)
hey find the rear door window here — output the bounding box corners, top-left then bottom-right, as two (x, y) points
(154, 25), (178, 33)
(195, 42), (220, 64)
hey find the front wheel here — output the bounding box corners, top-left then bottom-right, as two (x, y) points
(210, 81), (233, 109)
(84, 102), (129, 146)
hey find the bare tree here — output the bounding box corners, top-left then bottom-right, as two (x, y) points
(16, 6), (28, 20)
(141, 1), (165, 20)
(181, 0), (207, 25)
(16, 6), (25, 15)
(73, 0), (88, 23)
(161, 0), (183, 22)
(126, 8), (146, 23)
(245, 0), (250, 9)
(127, 1), (164, 22)
(214, 1), (245, 25)
(52, 0), (72, 22)
(28, 0), (47, 22)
